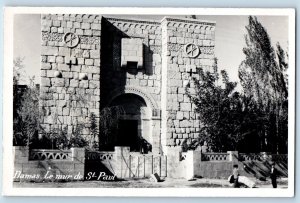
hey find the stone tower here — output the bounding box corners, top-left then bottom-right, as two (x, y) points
(39, 14), (215, 154)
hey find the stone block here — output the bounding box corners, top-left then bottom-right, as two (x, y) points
(77, 58), (85, 65)
(70, 65), (81, 72)
(91, 23), (101, 30)
(58, 47), (71, 56)
(76, 29), (84, 35)
(81, 66), (100, 74)
(177, 37), (185, 44)
(70, 79), (79, 87)
(41, 19), (52, 27)
(79, 80), (89, 88)
(84, 29), (92, 36)
(56, 56), (64, 64)
(58, 64), (70, 71)
(90, 50), (100, 59)
(51, 78), (65, 87)
(81, 22), (90, 29)
(169, 79), (182, 87)
(41, 63), (52, 70)
(73, 22), (81, 28)
(67, 21), (73, 28)
(176, 111), (184, 120)
(180, 103), (191, 111)
(180, 120), (191, 128)
(51, 27), (57, 33)
(42, 46), (58, 56)
(85, 59), (94, 66)
(93, 74), (100, 80)
(89, 80), (100, 89)
(41, 77), (51, 87)
(140, 80), (148, 86)
(94, 89), (100, 96)
(62, 72), (73, 78)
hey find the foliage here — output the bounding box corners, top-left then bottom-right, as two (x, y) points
(98, 106), (125, 151)
(88, 112), (99, 150)
(38, 87), (91, 149)
(13, 78), (40, 146)
(186, 60), (246, 152)
(68, 124), (89, 148)
(238, 16), (288, 153)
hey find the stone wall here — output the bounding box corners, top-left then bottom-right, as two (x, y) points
(39, 15), (217, 153)
(40, 14), (101, 138)
(167, 150), (288, 179)
(100, 17), (162, 108)
(100, 17), (162, 153)
(161, 17), (216, 148)
(13, 146), (85, 182)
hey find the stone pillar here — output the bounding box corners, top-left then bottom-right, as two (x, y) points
(166, 146), (183, 178)
(71, 147), (85, 180)
(152, 118), (161, 154)
(71, 147), (85, 163)
(13, 146), (29, 163)
(185, 150), (194, 180)
(114, 146), (130, 179)
(227, 151), (239, 163)
(13, 146), (29, 181)
(185, 149), (202, 180)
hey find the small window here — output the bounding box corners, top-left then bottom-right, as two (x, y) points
(127, 61), (138, 69)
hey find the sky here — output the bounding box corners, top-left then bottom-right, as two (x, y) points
(13, 14), (289, 88)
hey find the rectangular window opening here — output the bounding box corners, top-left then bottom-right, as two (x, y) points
(127, 61), (138, 69)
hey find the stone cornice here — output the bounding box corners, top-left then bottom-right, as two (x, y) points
(104, 17), (160, 25)
(161, 16), (216, 26)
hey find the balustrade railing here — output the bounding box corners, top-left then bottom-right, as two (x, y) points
(85, 151), (114, 161)
(239, 153), (263, 161)
(29, 149), (72, 160)
(202, 152), (228, 161)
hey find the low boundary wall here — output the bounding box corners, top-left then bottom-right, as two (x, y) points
(13, 146), (85, 182)
(167, 147), (288, 179)
(13, 146), (287, 182)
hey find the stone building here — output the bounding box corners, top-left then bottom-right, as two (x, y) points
(39, 14), (216, 154)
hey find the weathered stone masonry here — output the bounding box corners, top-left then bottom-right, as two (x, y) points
(40, 14), (215, 154)
(40, 14), (101, 138)
(161, 18), (215, 152)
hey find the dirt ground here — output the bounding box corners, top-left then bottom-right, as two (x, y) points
(13, 177), (288, 188)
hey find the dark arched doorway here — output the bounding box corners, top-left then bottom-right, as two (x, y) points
(110, 93), (152, 152)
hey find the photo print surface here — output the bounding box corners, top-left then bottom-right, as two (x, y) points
(3, 7), (295, 197)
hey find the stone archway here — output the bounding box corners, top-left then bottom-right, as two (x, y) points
(106, 87), (161, 154)
(106, 86), (159, 114)
(110, 93), (150, 152)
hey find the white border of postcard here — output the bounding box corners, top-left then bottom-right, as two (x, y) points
(2, 7), (295, 197)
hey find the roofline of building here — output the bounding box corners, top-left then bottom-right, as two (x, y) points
(161, 16), (216, 26)
(103, 15), (216, 26)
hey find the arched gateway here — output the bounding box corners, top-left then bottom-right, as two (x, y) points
(107, 87), (161, 153)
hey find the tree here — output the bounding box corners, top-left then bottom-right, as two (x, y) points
(98, 106), (125, 151)
(238, 16), (288, 153)
(186, 59), (246, 152)
(14, 78), (40, 146)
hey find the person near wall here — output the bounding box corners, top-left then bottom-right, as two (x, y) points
(232, 164), (240, 188)
(270, 162), (278, 188)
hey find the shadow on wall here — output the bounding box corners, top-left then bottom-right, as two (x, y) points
(100, 18), (155, 109)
